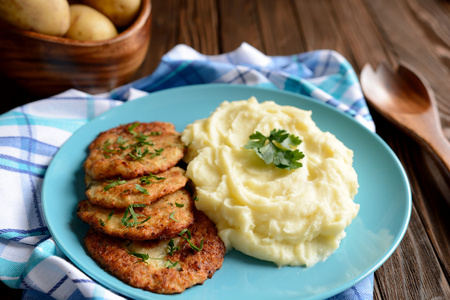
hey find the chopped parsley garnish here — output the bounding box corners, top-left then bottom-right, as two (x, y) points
(127, 251), (149, 264)
(169, 211), (179, 222)
(102, 139), (121, 157)
(150, 131), (162, 136)
(150, 148), (164, 158)
(166, 239), (180, 256)
(102, 140), (116, 152)
(140, 174), (165, 184)
(116, 135), (129, 150)
(104, 179), (127, 191)
(107, 211), (114, 220)
(175, 202), (184, 208)
(116, 135), (126, 144)
(127, 147), (150, 160)
(179, 229), (204, 252)
(244, 129), (304, 170)
(122, 124), (165, 161)
(120, 189), (131, 195)
(135, 133), (154, 147)
(165, 259), (179, 268)
(99, 219), (105, 226)
(193, 196), (199, 201)
(135, 184), (150, 194)
(127, 122), (140, 137)
(121, 204), (151, 227)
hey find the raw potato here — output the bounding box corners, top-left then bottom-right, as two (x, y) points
(82, 0), (141, 28)
(0, 0), (70, 36)
(66, 4), (118, 41)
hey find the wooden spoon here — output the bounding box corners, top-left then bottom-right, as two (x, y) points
(360, 63), (450, 172)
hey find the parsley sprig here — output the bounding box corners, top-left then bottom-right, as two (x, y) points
(166, 239), (180, 256)
(121, 204), (151, 227)
(244, 129), (304, 170)
(103, 178), (126, 191)
(135, 184), (149, 194)
(179, 229), (204, 252)
(127, 251), (150, 264)
(140, 174), (165, 184)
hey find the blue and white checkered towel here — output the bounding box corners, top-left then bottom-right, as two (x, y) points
(0, 43), (375, 300)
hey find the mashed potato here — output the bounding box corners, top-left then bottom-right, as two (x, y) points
(181, 97), (359, 267)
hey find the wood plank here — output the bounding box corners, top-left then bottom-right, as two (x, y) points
(375, 203), (450, 299)
(409, 151), (450, 280)
(136, 0), (181, 77)
(217, 0), (263, 52)
(404, 0), (450, 50)
(254, 0), (306, 55)
(293, 0), (348, 55)
(178, 0), (219, 55)
(330, 0), (393, 70)
(139, 0), (220, 79)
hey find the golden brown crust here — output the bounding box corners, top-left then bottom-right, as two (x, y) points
(78, 188), (195, 241)
(83, 210), (225, 294)
(83, 122), (186, 180)
(85, 166), (188, 209)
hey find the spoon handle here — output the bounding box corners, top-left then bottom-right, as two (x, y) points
(422, 128), (450, 174)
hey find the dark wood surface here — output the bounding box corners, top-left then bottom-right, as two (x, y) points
(1, 0), (449, 299)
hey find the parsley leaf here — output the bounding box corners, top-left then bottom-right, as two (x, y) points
(166, 239), (180, 256)
(127, 251), (149, 264)
(165, 259), (179, 268)
(127, 147), (150, 160)
(140, 174), (165, 184)
(244, 129), (304, 170)
(127, 122), (140, 137)
(179, 229), (204, 252)
(121, 204), (151, 227)
(104, 179), (127, 191)
(169, 211), (179, 222)
(150, 148), (164, 158)
(135, 184), (150, 194)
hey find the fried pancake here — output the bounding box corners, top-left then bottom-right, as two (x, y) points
(84, 122), (186, 180)
(84, 210), (225, 294)
(85, 166), (188, 209)
(78, 188), (195, 241)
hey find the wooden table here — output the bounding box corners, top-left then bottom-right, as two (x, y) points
(1, 0), (449, 299)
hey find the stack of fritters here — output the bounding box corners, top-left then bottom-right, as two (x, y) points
(77, 122), (225, 294)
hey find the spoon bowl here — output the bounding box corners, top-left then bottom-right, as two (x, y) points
(360, 63), (450, 172)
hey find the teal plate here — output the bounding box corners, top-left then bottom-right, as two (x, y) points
(42, 84), (411, 300)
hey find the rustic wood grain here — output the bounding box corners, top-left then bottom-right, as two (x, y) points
(1, 0), (449, 299)
(218, 0), (263, 52)
(254, 0), (306, 54)
(330, 0), (394, 68)
(135, 0), (181, 78)
(375, 203), (450, 299)
(178, 0), (219, 55)
(293, 0), (347, 54)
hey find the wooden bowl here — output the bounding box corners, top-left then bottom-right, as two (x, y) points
(0, 0), (152, 98)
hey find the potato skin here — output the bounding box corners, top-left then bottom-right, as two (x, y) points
(82, 0), (141, 28)
(0, 0), (70, 36)
(65, 4), (118, 41)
